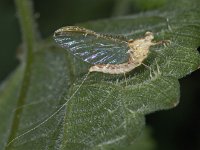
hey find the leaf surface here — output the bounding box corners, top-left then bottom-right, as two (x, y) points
(1, 0), (200, 150)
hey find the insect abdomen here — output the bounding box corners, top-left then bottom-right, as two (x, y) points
(89, 61), (141, 74)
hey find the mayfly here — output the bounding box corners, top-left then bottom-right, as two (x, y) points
(7, 26), (169, 146)
(54, 26), (168, 74)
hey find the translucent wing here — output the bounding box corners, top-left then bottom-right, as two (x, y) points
(54, 26), (129, 64)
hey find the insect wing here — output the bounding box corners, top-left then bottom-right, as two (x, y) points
(54, 26), (129, 64)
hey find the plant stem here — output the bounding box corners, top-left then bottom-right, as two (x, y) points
(15, 0), (39, 50)
(6, 0), (39, 148)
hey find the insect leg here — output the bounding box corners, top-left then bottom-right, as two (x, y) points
(123, 72), (127, 86)
(153, 40), (171, 47)
(141, 63), (153, 78)
(154, 59), (161, 75)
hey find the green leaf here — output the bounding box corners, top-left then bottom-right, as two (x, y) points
(1, 0), (200, 150)
(124, 127), (156, 150)
(0, 66), (24, 149)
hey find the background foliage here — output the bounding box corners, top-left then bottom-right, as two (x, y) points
(0, 0), (200, 150)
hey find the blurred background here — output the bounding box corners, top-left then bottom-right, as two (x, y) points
(0, 0), (199, 150)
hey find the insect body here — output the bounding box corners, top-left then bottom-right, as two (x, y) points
(54, 26), (166, 74)
(89, 32), (159, 74)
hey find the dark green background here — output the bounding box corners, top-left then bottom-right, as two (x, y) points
(0, 0), (199, 150)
